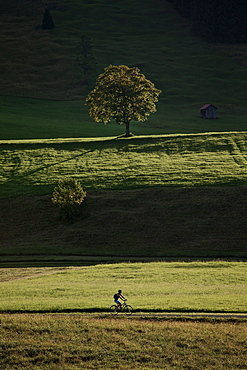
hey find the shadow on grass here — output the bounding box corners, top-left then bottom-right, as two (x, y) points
(1, 255), (247, 268)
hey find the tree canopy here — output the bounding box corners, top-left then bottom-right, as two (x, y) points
(86, 65), (162, 136)
(52, 178), (86, 220)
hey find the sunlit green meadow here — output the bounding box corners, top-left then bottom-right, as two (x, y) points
(1, 132), (247, 198)
(0, 262), (246, 313)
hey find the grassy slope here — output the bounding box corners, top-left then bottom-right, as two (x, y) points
(1, 1), (247, 262)
(0, 0), (247, 139)
(1, 132), (247, 261)
(0, 262), (246, 312)
(1, 132), (247, 198)
(1, 186), (247, 260)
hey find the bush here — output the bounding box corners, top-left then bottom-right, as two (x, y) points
(52, 178), (87, 220)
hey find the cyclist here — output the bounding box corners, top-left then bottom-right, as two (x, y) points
(113, 290), (126, 309)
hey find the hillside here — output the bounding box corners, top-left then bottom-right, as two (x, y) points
(1, 186), (247, 266)
(0, 0), (247, 138)
(1, 132), (247, 198)
(1, 2), (247, 264)
(1, 132), (247, 264)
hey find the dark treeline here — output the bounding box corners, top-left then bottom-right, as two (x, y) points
(167, 0), (247, 43)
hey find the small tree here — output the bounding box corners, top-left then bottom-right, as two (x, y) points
(42, 8), (55, 30)
(86, 65), (162, 137)
(52, 178), (86, 220)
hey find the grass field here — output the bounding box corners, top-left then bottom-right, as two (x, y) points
(1, 315), (246, 369)
(1, 132), (247, 261)
(0, 262), (246, 313)
(1, 185), (247, 261)
(1, 2), (247, 367)
(1, 0), (247, 358)
(1, 132), (247, 198)
(0, 0), (247, 139)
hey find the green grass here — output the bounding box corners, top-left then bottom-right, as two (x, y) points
(1, 315), (246, 370)
(0, 96), (131, 140)
(0, 0), (247, 139)
(1, 131), (247, 198)
(1, 5), (247, 365)
(0, 262), (246, 313)
(1, 95), (247, 140)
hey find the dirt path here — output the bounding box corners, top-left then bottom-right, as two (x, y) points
(2, 312), (246, 319)
(130, 313), (247, 319)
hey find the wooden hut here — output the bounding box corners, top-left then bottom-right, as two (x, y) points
(200, 104), (217, 119)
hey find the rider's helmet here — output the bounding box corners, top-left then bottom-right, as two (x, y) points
(118, 290), (122, 293)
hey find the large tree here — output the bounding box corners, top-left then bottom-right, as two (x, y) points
(86, 65), (162, 137)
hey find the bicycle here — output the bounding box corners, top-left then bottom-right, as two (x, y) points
(110, 300), (133, 315)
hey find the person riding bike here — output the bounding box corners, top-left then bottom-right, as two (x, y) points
(113, 290), (126, 309)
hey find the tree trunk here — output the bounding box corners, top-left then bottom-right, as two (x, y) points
(125, 120), (131, 137)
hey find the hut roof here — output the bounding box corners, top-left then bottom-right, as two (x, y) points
(200, 104), (217, 110)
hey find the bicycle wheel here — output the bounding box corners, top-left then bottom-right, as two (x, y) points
(110, 305), (118, 315)
(123, 305), (133, 315)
